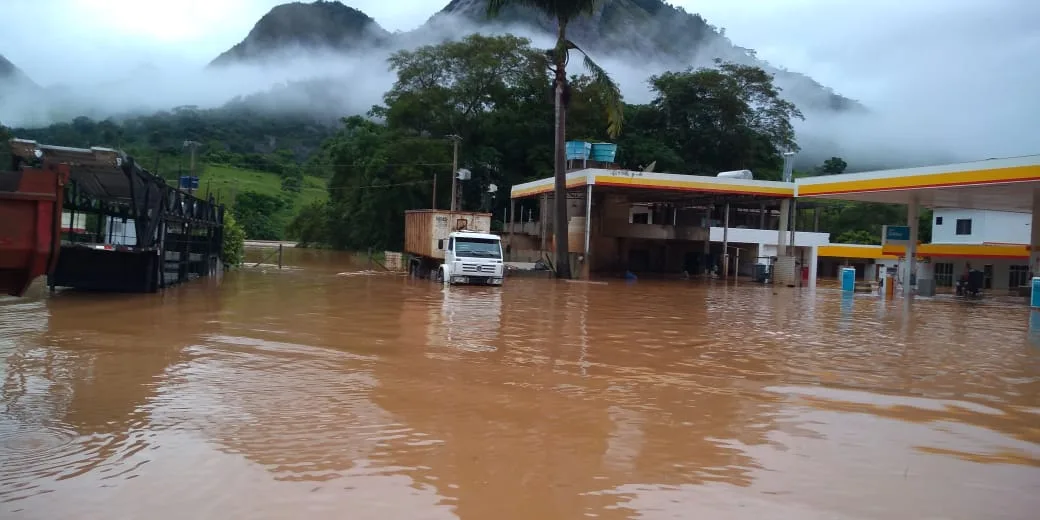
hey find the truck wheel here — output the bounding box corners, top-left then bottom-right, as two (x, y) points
(433, 268), (444, 283)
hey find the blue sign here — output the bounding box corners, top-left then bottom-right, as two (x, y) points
(885, 225), (910, 241)
(1031, 277), (1040, 308)
(179, 176), (199, 190)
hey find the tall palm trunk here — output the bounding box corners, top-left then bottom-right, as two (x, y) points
(553, 23), (571, 279)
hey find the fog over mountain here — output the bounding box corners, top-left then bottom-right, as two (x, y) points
(1, 0), (1037, 170)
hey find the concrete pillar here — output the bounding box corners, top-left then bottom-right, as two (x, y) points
(759, 203), (766, 229)
(509, 198), (516, 234)
(1030, 190), (1040, 308)
(777, 199), (790, 257)
(583, 185), (592, 277)
(808, 245), (819, 290)
(539, 193), (548, 253)
(813, 207), (820, 232)
(905, 196), (919, 298)
(722, 202), (730, 279)
(788, 200), (797, 252)
(703, 205), (712, 275)
(1031, 189), (1040, 276)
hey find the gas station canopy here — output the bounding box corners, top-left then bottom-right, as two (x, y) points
(795, 155), (1040, 212)
(511, 156), (1040, 213)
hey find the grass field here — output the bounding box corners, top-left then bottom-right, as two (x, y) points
(197, 164), (327, 208)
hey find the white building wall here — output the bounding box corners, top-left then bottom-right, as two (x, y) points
(912, 258), (1031, 292)
(932, 209), (1030, 245)
(708, 227), (830, 246)
(710, 227), (829, 266)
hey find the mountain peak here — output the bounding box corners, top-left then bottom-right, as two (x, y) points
(0, 54), (36, 90)
(209, 1), (390, 66)
(1, 55), (26, 80)
(435, 0), (859, 112)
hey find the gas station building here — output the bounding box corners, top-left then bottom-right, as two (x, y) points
(507, 153), (1040, 297)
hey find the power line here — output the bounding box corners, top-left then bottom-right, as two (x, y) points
(307, 162), (454, 168)
(352, 179), (433, 190)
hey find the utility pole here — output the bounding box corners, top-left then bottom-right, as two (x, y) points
(777, 151), (796, 256)
(431, 172), (437, 210)
(448, 134), (462, 212)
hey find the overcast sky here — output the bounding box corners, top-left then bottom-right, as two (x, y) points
(1, 0), (1037, 161)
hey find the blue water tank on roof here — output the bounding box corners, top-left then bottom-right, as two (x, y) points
(566, 141), (591, 160)
(590, 143), (617, 163)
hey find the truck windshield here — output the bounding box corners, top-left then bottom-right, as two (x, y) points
(455, 238), (501, 259)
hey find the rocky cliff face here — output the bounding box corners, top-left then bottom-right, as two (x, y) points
(433, 0), (860, 112)
(0, 54), (34, 85)
(209, 1), (391, 66)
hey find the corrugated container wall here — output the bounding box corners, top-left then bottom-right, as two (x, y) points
(404, 210), (493, 260)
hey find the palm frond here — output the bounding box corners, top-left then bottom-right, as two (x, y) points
(569, 41), (624, 138)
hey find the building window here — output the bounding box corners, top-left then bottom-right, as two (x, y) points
(632, 212), (650, 224)
(935, 216), (943, 225)
(935, 262), (954, 287)
(955, 219), (972, 235)
(1010, 265), (1030, 288)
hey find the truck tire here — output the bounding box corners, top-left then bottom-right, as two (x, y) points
(433, 267), (444, 283)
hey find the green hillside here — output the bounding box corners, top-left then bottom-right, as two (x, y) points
(198, 164), (326, 208)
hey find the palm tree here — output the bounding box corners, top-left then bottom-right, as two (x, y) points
(487, 0), (624, 279)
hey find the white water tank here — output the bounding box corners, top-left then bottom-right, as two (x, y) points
(716, 170), (753, 180)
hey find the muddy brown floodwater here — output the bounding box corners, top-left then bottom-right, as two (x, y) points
(1, 248), (1039, 519)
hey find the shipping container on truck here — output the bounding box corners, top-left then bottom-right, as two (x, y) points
(404, 210), (505, 286)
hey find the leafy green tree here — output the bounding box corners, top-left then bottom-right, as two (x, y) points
(645, 61), (803, 176)
(815, 156), (848, 175)
(833, 229), (879, 244)
(376, 34), (556, 217)
(221, 210), (247, 267)
(0, 122), (11, 168)
(232, 191), (291, 240)
(281, 172), (303, 193)
(325, 116), (449, 250)
(487, 0), (625, 278)
(287, 200), (329, 247)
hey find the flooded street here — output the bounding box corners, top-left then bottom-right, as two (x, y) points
(1, 248), (1038, 519)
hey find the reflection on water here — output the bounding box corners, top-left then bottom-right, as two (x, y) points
(1, 247), (1038, 519)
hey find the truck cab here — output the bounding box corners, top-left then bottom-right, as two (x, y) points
(441, 231), (504, 286)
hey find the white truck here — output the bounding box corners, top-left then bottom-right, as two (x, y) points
(404, 210), (505, 286)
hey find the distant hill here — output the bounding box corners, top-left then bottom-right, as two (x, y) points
(0, 54), (35, 87)
(0, 54), (39, 127)
(209, 1), (390, 66)
(0, 55), (18, 78)
(433, 0), (861, 112)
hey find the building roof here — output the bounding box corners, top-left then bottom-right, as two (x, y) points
(795, 154), (1040, 212)
(510, 169), (796, 200)
(511, 154), (1040, 214)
